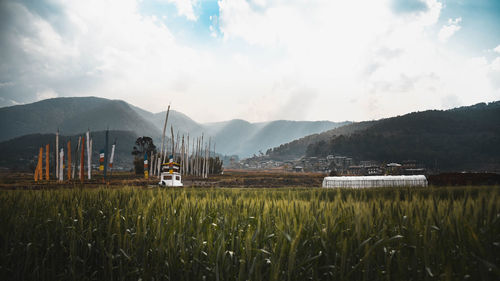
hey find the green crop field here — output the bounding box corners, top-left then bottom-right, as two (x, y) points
(0, 186), (499, 281)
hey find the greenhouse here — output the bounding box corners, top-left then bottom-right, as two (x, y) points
(322, 175), (428, 188)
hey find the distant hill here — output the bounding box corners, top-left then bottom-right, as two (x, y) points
(0, 97), (160, 141)
(301, 101), (500, 172)
(0, 97), (346, 158)
(130, 105), (204, 137)
(3, 97), (499, 171)
(203, 119), (349, 157)
(266, 121), (374, 160)
(0, 130), (139, 171)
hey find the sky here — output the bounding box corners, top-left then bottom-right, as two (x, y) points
(0, 0), (499, 123)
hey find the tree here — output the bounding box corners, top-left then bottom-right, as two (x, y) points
(132, 137), (156, 175)
(209, 157), (224, 174)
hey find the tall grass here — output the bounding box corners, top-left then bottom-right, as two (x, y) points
(0, 186), (498, 280)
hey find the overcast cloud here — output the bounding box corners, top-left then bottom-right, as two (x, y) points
(0, 0), (499, 122)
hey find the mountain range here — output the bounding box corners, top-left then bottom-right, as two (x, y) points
(268, 101), (500, 172)
(0, 97), (347, 158)
(1, 97), (499, 172)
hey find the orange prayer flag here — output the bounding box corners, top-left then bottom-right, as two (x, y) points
(35, 147), (43, 182)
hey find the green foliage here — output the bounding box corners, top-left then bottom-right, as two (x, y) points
(131, 137), (156, 158)
(132, 137), (156, 174)
(0, 187), (499, 280)
(209, 156), (224, 174)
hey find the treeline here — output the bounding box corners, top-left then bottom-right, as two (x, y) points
(305, 102), (500, 171)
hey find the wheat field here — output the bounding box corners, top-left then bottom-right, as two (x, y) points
(0, 186), (498, 280)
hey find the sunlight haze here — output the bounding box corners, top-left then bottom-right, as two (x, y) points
(0, 0), (499, 122)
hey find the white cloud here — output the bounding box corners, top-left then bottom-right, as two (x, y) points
(36, 89), (58, 100)
(0, 82), (14, 88)
(1, 0), (499, 123)
(215, 0), (498, 120)
(1, 0), (211, 113)
(491, 57), (500, 71)
(168, 0), (198, 21)
(494, 45), (500, 54)
(209, 15), (218, 37)
(0, 97), (21, 107)
(438, 17), (462, 43)
(441, 94), (461, 109)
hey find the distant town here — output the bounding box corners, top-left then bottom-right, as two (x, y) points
(229, 154), (425, 176)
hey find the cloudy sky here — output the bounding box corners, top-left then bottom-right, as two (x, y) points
(0, 0), (499, 122)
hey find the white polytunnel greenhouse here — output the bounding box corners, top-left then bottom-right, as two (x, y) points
(322, 175), (428, 188)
